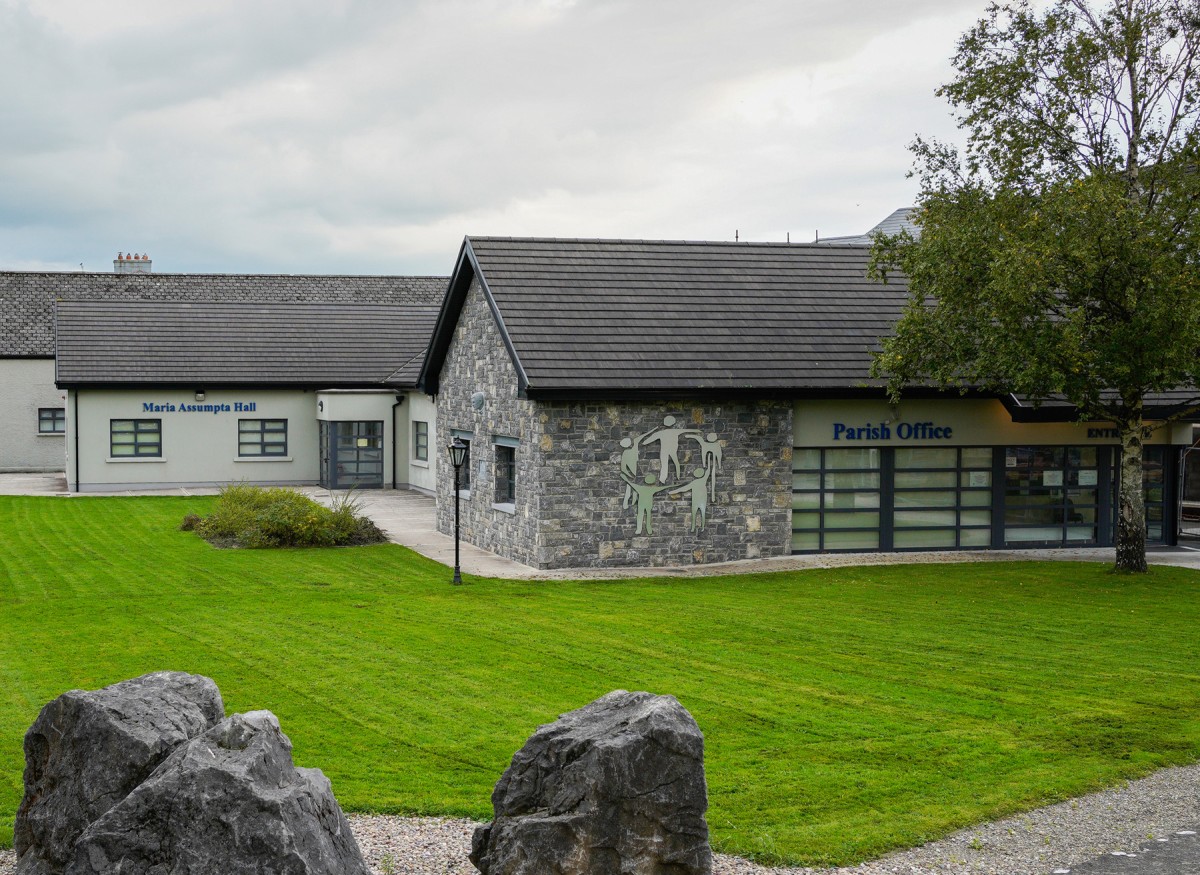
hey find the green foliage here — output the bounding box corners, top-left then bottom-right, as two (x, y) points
(870, 0), (1200, 571)
(190, 484), (384, 548)
(3, 497), (1200, 865)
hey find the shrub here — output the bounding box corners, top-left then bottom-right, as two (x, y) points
(187, 484), (388, 549)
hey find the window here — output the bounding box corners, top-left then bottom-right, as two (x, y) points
(238, 419), (288, 457)
(110, 419), (161, 458)
(38, 408), (65, 434)
(1004, 446), (1101, 545)
(495, 444), (516, 504)
(413, 420), (429, 461)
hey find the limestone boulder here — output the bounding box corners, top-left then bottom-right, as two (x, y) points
(15, 671), (224, 875)
(470, 689), (712, 875)
(68, 710), (369, 875)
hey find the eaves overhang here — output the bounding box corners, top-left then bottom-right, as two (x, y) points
(416, 237), (529, 397)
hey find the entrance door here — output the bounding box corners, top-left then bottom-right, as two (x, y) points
(320, 421), (384, 489)
(1003, 446), (1105, 546)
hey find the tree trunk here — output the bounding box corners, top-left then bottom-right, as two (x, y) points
(1115, 410), (1148, 573)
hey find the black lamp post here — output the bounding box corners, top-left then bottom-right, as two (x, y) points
(448, 437), (467, 585)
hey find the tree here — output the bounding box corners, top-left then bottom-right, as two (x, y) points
(870, 0), (1200, 572)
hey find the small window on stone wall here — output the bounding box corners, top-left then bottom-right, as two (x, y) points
(495, 443), (516, 504)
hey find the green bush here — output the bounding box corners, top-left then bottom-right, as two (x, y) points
(189, 484), (387, 549)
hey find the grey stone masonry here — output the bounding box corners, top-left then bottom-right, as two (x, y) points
(532, 400), (793, 568)
(433, 277), (793, 568)
(436, 277), (540, 567)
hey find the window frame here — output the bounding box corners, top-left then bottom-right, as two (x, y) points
(238, 418), (289, 458)
(413, 420), (429, 462)
(38, 408), (66, 434)
(110, 419), (162, 458)
(494, 443), (516, 505)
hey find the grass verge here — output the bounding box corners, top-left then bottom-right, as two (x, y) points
(1, 495), (1199, 865)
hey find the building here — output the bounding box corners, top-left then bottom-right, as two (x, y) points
(0, 267), (445, 473)
(418, 236), (1192, 569)
(55, 300), (440, 493)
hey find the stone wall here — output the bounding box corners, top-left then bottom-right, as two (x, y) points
(435, 279), (794, 569)
(531, 401), (793, 568)
(435, 277), (540, 566)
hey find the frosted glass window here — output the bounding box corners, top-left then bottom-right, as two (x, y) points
(824, 471), (880, 490)
(961, 490), (991, 506)
(1006, 526), (1063, 542)
(825, 511), (880, 529)
(823, 530), (879, 550)
(792, 472), (820, 490)
(960, 528), (991, 547)
(894, 490), (956, 508)
(793, 512), (820, 530)
(895, 448), (957, 468)
(792, 492), (820, 510)
(895, 509), (957, 528)
(793, 449), (821, 470)
(894, 529), (957, 549)
(961, 470), (992, 488)
(792, 531), (820, 551)
(961, 448), (992, 468)
(895, 471), (956, 489)
(960, 509), (991, 526)
(825, 491), (879, 509)
(825, 448), (880, 469)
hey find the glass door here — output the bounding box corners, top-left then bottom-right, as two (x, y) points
(324, 421), (384, 489)
(1003, 446), (1102, 546)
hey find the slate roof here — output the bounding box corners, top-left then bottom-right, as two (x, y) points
(421, 236), (908, 397)
(55, 301), (439, 388)
(3, 271), (447, 357)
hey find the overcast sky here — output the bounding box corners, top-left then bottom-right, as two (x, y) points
(0, 0), (984, 276)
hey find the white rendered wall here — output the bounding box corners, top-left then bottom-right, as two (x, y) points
(69, 389), (320, 492)
(315, 389), (398, 489)
(406, 393), (436, 493)
(0, 358), (66, 472)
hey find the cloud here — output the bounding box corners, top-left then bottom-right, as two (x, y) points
(0, 0), (982, 274)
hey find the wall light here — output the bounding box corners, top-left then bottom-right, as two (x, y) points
(194, 390), (206, 402)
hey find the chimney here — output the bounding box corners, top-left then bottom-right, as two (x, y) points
(114, 251), (152, 274)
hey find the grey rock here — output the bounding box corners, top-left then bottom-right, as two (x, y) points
(68, 710), (369, 875)
(15, 671), (224, 875)
(470, 690), (712, 875)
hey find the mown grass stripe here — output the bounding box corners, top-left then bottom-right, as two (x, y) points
(2, 495), (1200, 864)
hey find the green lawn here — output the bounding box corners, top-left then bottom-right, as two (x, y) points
(2, 496), (1200, 865)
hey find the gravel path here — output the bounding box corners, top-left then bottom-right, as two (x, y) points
(2, 762), (1198, 875)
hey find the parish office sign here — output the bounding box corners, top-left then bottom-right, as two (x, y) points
(832, 421), (953, 441)
(141, 401), (259, 414)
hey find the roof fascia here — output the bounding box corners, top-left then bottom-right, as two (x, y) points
(416, 237), (529, 397)
(417, 240), (472, 395)
(522, 386), (999, 403)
